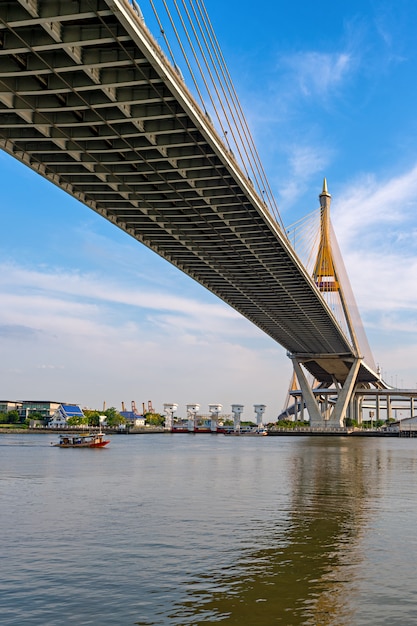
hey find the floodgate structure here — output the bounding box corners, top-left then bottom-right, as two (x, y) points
(0, 0), (412, 427)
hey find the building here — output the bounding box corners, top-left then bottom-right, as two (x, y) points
(390, 416), (417, 432)
(120, 411), (146, 427)
(48, 404), (85, 428)
(0, 401), (22, 414)
(20, 401), (61, 420)
(0, 400), (63, 420)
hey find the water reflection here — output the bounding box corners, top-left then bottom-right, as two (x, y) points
(3, 434), (417, 625)
(165, 438), (379, 625)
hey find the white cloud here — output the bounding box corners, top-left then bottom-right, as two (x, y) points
(332, 165), (417, 322)
(333, 164), (417, 247)
(279, 143), (332, 208)
(280, 51), (353, 98)
(0, 261), (289, 417)
(0, 263), (238, 321)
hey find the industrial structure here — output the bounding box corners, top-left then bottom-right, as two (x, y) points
(161, 403), (267, 433)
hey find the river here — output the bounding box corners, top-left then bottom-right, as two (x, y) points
(1, 433), (417, 625)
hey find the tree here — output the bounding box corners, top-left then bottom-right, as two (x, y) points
(103, 407), (125, 427)
(0, 411), (20, 424)
(29, 411), (44, 421)
(67, 416), (88, 426)
(6, 410), (20, 424)
(275, 419), (309, 429)
(83, 410), (100, 427)
(345, 417), (357, 428)
(145, 412), (164, 427)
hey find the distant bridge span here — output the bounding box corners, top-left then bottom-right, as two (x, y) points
(0, 0), (380, 413)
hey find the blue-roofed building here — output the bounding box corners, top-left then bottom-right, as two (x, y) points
(48, 404), (85, 428)
(120, 411), (146, 427)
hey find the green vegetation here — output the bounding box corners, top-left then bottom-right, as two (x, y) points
(274, 419), (310, 429)
(269, 417), (396, 430)
(346, 417), (394, 429)
(0, 410), (20, 424)
(28, 411), (44, 420)
(67, 415), (89, 426)
(345, 417), (357, 428)
(67, 407), (126, 428)
(145, 412), (164, 427)
(103, 407), (126, 427)
(83, 410), (100, 427)
(360, 419), (386, 429)
(0, 410), (29, 427)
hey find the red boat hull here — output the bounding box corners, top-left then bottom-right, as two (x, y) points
(88, 441), (110, 447)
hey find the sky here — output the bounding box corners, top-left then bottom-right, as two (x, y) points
(2, 0), (417, 419)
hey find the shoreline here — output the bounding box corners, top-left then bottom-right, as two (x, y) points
(0, 428), (410, 437)
(0, 427), (166, 435)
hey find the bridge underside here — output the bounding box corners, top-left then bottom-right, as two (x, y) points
(0, 0), (378, 386)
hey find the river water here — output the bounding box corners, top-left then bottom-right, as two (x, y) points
(1, 433), (417, 625)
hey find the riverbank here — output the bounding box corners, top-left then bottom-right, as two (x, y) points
(0, 427), (409, 437)
(266, 429), (401, 437)
(0, 427), (166, 435)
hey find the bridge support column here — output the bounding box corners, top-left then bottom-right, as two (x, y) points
(291, 356), (362, 428)
(291, 358), (323, 427)
(299, 396), (304, 422)
(387, 395), (392, 421)
(351, 394), (359, 424)
(330, 359), (362, 427)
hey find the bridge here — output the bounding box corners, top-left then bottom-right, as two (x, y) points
(0, 0), (383, 427)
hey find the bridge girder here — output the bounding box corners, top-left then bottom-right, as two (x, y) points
(0, 0), (378, 385)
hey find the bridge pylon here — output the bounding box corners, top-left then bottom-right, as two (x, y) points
(286, 180), (376, 428)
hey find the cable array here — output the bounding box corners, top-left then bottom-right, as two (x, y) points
(128, 0), (285, 230)
(285, 208), (322, 276)
(286, 208), (375, 368)
(288, 208), (351, 335)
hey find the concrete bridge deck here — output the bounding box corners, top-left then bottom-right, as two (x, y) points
(0, 0), (379, 386)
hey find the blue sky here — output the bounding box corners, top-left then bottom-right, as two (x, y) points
(2, 0), (417, 418)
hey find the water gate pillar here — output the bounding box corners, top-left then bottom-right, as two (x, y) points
(186, 404), (200, 432)
(254, 404), (266, 428)
(209, 404), (222, 432)
(163, 403), (178, 431)
(231, 404), (244, 433)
